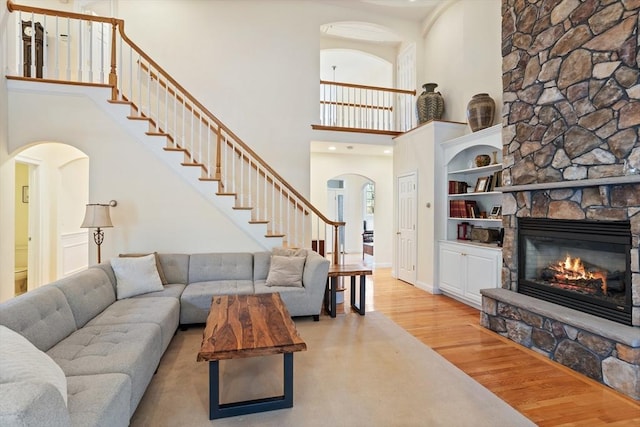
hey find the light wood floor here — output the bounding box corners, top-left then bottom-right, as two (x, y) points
(332, 266), (640, 426)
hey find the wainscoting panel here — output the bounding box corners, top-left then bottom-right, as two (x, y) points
(61, 231), (88, 277)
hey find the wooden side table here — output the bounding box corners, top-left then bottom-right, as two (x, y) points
(324, 263), (372, 317)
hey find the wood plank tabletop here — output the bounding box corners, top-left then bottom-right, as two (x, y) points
(328, 263), (373, 277)
(197, 293), (307, 362)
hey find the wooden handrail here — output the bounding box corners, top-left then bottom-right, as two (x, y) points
(321, 79), (416, 95)
(7, 0), (118, 24)
(116, 23), (340, 229)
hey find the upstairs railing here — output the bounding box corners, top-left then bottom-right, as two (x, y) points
(317, 80), (416, 134)
(6, 0), (345, 263)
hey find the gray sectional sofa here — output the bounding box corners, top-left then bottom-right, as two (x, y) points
(0, 250), (329, 427)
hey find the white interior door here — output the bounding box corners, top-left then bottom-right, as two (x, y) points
(397, 173), (417, 284)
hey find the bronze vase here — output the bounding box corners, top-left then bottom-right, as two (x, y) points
(466, 93), (495, 132)
(416, 83), (444, 124)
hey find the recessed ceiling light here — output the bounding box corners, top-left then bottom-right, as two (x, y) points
(347, 146), (354, 150)
(328, 146), (337, 151)
(384, 149), (392, 154)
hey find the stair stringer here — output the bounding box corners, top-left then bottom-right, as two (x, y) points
(8, 80), (282, 250)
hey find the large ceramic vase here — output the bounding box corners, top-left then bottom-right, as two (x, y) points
(466, 93), (495, 132)
(416, 83), (444, 124)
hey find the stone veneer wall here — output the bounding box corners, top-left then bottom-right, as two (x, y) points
(484, 0), (640, 400)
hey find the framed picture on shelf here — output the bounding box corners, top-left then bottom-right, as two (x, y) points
(489, 206), (502, 218)
(474, 176), (489, 192)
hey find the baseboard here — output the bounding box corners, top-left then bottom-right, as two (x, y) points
(415, 281), (441, 295)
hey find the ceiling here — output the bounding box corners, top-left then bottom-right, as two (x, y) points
(318, 0), (447, 23)
(310, 141), (393, 157)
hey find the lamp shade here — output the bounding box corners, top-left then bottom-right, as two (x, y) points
(80, 204), (113, 228)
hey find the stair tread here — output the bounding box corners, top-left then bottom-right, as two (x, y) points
(216, 192), (237, 197)
(127, 116), (152, 121)
(164, 147), (186, 152)
(146, 132), (170, 137)
(265, 234), (285, 238)
(249, 220), (269, 224)
(198, 177), (220, 182)
(108, 100), (132, 105)
(232, 206), (253, 210)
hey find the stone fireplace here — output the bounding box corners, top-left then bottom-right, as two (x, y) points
(480, 0), (640, 400)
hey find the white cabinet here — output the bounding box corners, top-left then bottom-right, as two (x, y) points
(439, 241), (501, 308)
(436, 124), (503, 307)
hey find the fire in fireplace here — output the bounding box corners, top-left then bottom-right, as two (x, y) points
(518, 218), (632, 325)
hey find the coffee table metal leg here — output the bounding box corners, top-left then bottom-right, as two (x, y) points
(209, 353), (295, 419)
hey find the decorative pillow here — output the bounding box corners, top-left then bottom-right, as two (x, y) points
(110, 254), (163, 299)
(265, 255), (306, 287)
(119, 252), (168, 285)
(0, 326), (68, 407)
(272, 247), (308, 258)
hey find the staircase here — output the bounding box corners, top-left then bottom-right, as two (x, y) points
(6, 1), (343, 260)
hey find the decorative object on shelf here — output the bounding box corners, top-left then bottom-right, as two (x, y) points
(475, 154), (491, 167)
(491, 151), (498, 165)
(466, 93), (495, 132)
(416, 83), (444, 124)
(474, 176), (489, 192)
(470, 227), (501, 243)
(457, 222), (471, 240)
(489, 206), (502, 218)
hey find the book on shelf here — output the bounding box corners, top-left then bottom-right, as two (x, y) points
(448, 180), (469, 194)
(487, 170), (502, 192)
(449, 199), (478, 218)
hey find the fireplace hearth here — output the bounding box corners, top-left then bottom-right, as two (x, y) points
(518, 218), (632, 325)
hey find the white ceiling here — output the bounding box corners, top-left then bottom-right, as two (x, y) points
(319, 0), (446, 22)
(311, 141), (394, 157)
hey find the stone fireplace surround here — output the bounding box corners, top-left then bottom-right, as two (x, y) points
(480, 0), (640, 401)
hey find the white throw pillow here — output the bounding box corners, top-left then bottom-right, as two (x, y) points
(0, 326), (68, 406)
(265, 255), (306, 287)
(110, 253), (163, 299)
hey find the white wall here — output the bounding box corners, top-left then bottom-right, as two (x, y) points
(422, 0), (502, 124)
(311, 151), (392, 267)
(1, 86), (262, 301)
(0, 3), (14, 302)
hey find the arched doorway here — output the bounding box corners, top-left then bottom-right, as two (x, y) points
(13, 142), (89, 294)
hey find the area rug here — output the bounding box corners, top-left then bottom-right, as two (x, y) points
(131, 312), (536, 426)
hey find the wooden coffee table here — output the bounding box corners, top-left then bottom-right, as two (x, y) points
(197, 293), (307, 419)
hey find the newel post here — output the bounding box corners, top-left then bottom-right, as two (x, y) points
(108, 19), (118, 100)
(332, 224), (340, 265)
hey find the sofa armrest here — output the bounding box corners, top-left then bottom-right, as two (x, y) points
(0, 382), (70, 427)
(301, 251), (330, 301)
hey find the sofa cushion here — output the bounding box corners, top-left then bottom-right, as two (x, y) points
(110, 254), (164, 299)
(157, 254), (190, 285)
(0, 382), (70, 427)
(188, 253), (254, 283)
(272, 246), (308, 257)
(253, 251), (271, 281)
(265, 255), (305, 287)
(53, 268), (116, 329)
(86, 297), (179, 353)
(67, 374), (131, 427)
(47, 323), (162, 417)
(180, 280), (254, 324)
(0, 285), (77, 352)
(119, 252), (168, 285)
(131, 283), (186, 300)
(0, 326), (68, 406)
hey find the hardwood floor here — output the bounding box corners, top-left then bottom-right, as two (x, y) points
(334, 267), (640, 426)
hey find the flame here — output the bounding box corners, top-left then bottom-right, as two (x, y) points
(549, 254), (607, 293)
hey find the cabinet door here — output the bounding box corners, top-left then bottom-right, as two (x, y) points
(439, 246), (464, 296)
(464, 249), (499, 306)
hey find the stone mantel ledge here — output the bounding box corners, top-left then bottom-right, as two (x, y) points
(480, 288), (639, 348)
(497, 175), (640, 193)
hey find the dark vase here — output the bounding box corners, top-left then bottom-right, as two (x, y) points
(416, 83), (444, 124)
(466, 93), (495, 132)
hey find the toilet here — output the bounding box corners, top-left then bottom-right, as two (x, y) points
(14, 267), (28, 295)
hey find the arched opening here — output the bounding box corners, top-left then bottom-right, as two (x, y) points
(13, 142), (89, 295)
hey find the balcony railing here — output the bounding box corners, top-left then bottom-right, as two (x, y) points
(317, 80), (416, 134)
